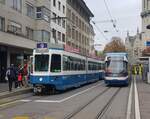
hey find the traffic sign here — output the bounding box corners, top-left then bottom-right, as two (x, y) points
(36, 42), (48, 49)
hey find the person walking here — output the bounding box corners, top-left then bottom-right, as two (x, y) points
(133, 65), (137, 80)
(23, 63), (29, 87)
(18, 72), (23, 88)
(6, 64), (15, 92)
(139, 64), (144, 81)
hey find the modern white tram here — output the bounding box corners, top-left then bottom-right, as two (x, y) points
(30, 48), (105, 94)
(104, 52), (129, 86)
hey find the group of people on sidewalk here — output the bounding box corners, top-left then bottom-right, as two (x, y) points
(5, 63), (29, 92)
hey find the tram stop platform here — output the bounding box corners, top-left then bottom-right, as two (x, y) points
(0, 82), (32, 99)
(136, 75), (150, 119)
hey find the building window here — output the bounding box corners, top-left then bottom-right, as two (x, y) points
(52, 12), (57, 23)
(26, 3), (35, 19)
(57, 16), (61, 26)
(53, 0), (56, 7)
(62, 19), (65, 28)
(0, 17), (5, 31)
(7, 21), (22, 35)
(10, 0), (22, 12)
(72, 12), (75, 24)
(63, 5), (65, 14)
(43, 31), (50, 42)
(58, 1), (61, 11)
(34, 30), (50, 42)
(72, 28), (75, 39)
(52, 28), (56, 40)
(62, 33), (65, 42)
(36, 7), (50, 22)
(26, 27), (34, 40)
(0, 0), (5, 4)
(58, 31), (61, 41)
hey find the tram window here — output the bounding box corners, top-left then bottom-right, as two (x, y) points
(63, 55), (68, 71)
(51, 54), (61, 72)
(35, 55), (49, 72)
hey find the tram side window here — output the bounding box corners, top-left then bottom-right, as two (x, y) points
(51, 54), (61, 72)
(63, 55), (68, 70)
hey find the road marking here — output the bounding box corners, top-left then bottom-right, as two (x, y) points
(126, 79), (133, 119)
(0, 100), (18, 108)
(134, 76), (141, 119)
(19, 100), (32, 102)
(35, 82), (104, 103)
(13, 116), (29, 119)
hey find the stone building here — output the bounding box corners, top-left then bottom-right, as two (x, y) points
(0, 0), (95, 82)
(66, 0), (94, 56)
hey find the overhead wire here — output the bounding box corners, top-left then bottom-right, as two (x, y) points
(103, 0), (119, 33)
(92, 21), (108, 41)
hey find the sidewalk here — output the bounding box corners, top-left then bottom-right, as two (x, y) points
(0, 82), (32, 99)
(136, 75), (150, 119)
(0, 83), (9, 93)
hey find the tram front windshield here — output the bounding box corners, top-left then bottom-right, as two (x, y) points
(105, 59), (127, 77)
(35, 55), (49, 72)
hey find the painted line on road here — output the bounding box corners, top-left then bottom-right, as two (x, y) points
(34, 82), (104, 103)
(134, 76), (141, 119)
(19, 99), (32, 102)
(0, 82), (104, 108)
(126, 79), (133, 119)
(0, 100), (19, 108)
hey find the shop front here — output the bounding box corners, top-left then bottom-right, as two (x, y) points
(0, 45), (32, 82)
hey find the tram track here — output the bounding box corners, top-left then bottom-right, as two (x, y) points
(63, 87), (111, 119)
(95, 88), (121, 119)
(63, 87), (122, 119)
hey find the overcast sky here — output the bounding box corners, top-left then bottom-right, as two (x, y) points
(84, 0), (142, 50)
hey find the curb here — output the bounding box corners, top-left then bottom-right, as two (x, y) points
(0, 88), (33, 99)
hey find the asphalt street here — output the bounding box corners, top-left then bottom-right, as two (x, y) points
(0, 80), (132, 119)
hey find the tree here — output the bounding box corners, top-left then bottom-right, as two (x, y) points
(103, 37), (126, 53)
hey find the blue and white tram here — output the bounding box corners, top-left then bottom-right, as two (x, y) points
(30, 48), (104, 93)
(104, 53), (129, 86)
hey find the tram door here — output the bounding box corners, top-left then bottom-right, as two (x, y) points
(29, 56), (33, 74)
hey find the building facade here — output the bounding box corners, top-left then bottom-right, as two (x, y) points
(141, 0), (150, 50)
(125, 31), (143, 64)
(66, 0), (94, 56)
(0, 0), (52, 82)
(0, 0), (95, 82)
(50, 0), (66, 45)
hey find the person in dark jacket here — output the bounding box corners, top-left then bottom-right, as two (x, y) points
(6, 64), (16, 92)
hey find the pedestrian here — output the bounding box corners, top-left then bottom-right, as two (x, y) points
(18, 72), (23, 88)
(133, 65), (137, 79)
(139, 64), (144, 80)
(23, 63), (29, 87)
(6, 64), (15, 92)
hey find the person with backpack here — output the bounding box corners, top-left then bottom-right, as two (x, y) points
(6, 64), (15, 92)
